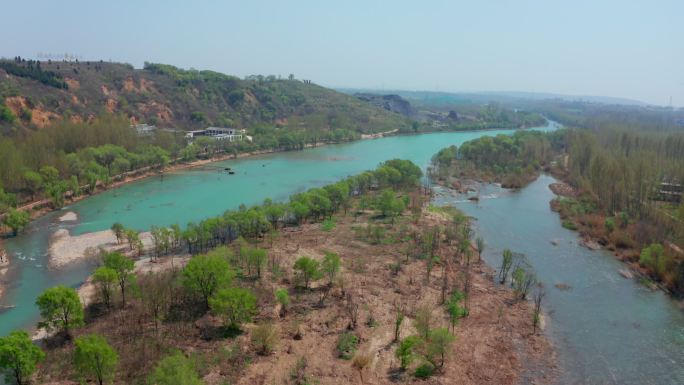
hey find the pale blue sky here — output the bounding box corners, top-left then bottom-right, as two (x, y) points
(2, 0), (682, 105)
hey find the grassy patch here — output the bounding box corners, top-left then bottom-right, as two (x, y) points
(562, 220), (578, 230)
(637, 276), (656, 288)
(321, 218), (336, 232)
(336, 332), (359, 360)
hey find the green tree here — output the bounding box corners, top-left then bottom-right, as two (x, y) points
(170, 223), (182, 249)
(111, 222), (126, 243)
(512, 267), (536, 300)
(150, 225), (164, 258)
(124, 229), (139, 251)
(103, 252), (135, 307)
(73, 334), (118, 385)
(45, 179), (69, 208)
(377, 189), (405, 224)
(293, 256), (321, 289)
(425, 328), (455, 369)
(38, 166), (59, 185)
(321, 252), (341, 286)
(498, 249), (514, 284)
(23, 170), (43, 200)
(209, 287), (257, 330)
(639, 243), (664, 274)
(69, 175), (80, 197)
(2, 209), (30, 236)
(289, 201), (310, 224)
(182, 249), (235, 310)
(243, 246), (267, 278)
(0, 104), (16, 123)
(395, 335), (420, 370)
(0, 187), (17, 213)
(0, 330), (45, 385)
(445, 291), (466, 332)
(275, 288), (290, 309)
(475, 237), (485, 262)
(93, 266), (117, 309)
(35, 285), (84, 336)
(263, 199), (285, 229)
(148, 351), (203, 385)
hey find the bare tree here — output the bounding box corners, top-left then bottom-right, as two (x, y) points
(463, 264), (472, 316)
(426, 254), (439, 284)
(393, 301), (406, 343)
(413, 304), (434, 339)
(532, 283), (545, 334)
(140, 271), (172, 333)
(352, 351), (372, 385)
(440, 259), (450, 304)
(345, 292), (360, 330)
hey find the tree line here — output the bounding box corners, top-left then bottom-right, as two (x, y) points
(431, 118), (684, 295)
(0, 59), (68, 89)
(143, 159), (422, 256)
(429, 130), (565, 188)
(560, 127), (684, 293)
(0, 115), (368, 224)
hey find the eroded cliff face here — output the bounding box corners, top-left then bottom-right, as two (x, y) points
(355, 93), (416, 118)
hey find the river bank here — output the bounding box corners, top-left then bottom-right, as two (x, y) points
(5, 123), (543, 229)
(4, 134), (400, 228)
(47, 228), (154, 269)
(547, 178), (684, 295)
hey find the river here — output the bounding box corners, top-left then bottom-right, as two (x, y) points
(434, 177), (684, 384)
(1, 121), (683, 383)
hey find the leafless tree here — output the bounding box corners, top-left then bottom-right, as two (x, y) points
(532, 283), (545, 334)
(345, 292), (360, 330)
(393, 301), (406, 343)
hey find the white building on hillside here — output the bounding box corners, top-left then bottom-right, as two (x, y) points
(132, 123), (157, 136)
(185, 127), (247, 142)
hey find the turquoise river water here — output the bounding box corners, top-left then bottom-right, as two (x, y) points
(1, 121), (683, 384)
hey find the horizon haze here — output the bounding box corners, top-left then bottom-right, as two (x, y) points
(1, 0), (682, 106)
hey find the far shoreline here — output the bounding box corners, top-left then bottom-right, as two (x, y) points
(0, 123), (556, 300)
(3, 123), (554, 234)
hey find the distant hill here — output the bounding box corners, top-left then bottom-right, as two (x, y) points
(346, 90), (546, 130)
(0, 59), (409, 134)
(338, 88), (650, 108)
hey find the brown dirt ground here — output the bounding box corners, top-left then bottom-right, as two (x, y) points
(33, 205), (557, 385)
(235, 211), (557, 385)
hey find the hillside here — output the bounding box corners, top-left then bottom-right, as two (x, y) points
(0, 58), (410, 134)
(354, 93), (416, 118)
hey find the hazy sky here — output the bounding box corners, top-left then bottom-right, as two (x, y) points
(2, 0), (682, 105)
